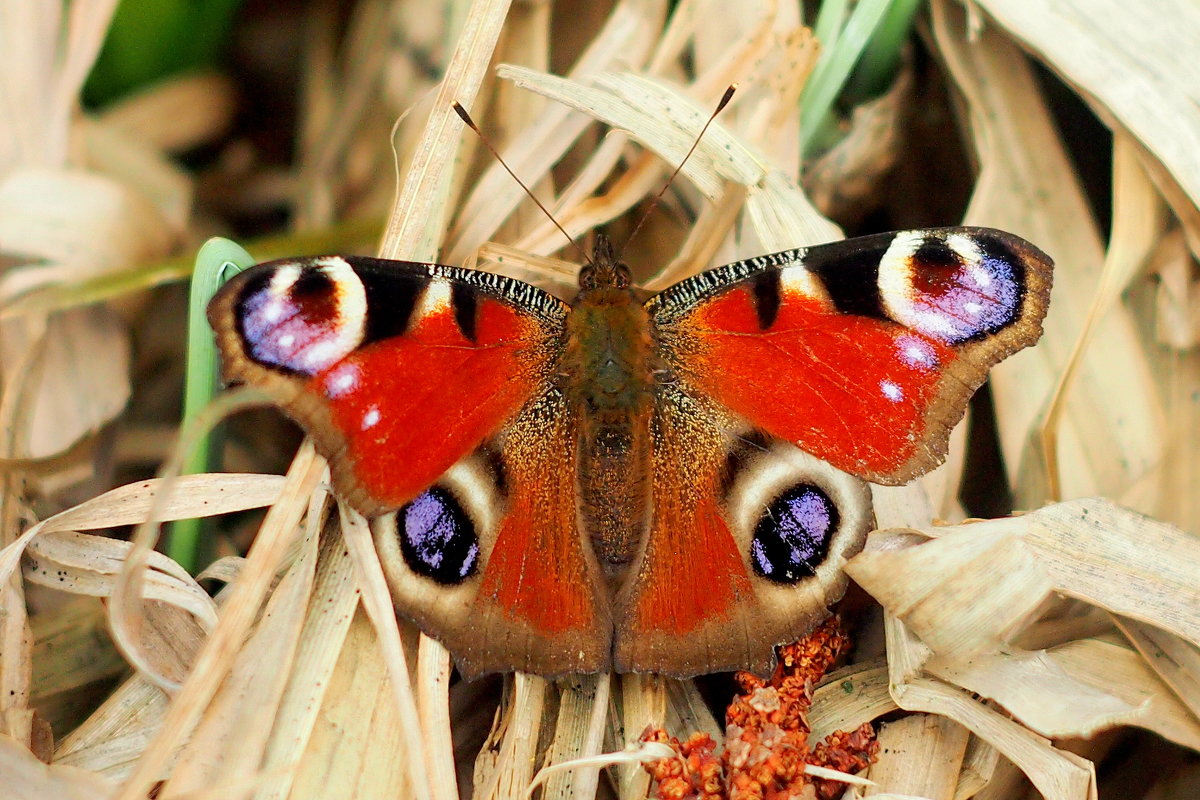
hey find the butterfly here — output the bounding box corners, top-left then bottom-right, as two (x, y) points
(207, 227), (1051, 678)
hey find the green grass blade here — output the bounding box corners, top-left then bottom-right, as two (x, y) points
(842, 0), (924, 105)
(0, 217), (380, 320)
(812, 0), (850, 55)
(168, 238), (256, 569)
(799, 0), (896, 159)
(85, 0), (244, 106)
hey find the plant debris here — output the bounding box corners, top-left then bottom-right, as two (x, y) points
(642, 617), (878, 800)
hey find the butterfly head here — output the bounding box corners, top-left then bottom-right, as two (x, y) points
(577, 234), (632, 292)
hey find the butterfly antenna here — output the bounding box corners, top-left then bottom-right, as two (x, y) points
(452, 102), (592, 267)
(621, 84), (737, 256)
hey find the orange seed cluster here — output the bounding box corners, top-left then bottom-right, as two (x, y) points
(641, 617), (878, 800)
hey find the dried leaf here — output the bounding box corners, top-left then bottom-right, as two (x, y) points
(971, 0), (1200, 219)
(848, 499), (1200, 661)
(0, 730), (114, 799)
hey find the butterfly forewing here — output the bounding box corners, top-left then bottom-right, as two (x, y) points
(208, 255), (569, 516)
(647, 227), (1052, 485)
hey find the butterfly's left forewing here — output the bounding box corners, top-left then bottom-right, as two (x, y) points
(208, 255), (567, 515)
(648, 227), (1052, 485)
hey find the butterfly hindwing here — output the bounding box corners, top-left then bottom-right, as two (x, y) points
(372, 389), (610, 678)
(647, 227), (1052, 485)
(613, 384), (872, 675)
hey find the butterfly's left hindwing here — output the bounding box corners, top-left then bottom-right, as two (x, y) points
(372, 390), (611, 678)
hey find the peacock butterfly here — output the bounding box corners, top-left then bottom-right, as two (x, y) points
(207, 226), (1051, 678)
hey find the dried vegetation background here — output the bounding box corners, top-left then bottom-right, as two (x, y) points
(0, 0), (1198, 798)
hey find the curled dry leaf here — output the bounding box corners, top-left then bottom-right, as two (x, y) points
(969, 0), (1200, 226)
(0, 163), (179, 465)
(0, 168), (177, 300)
(0, 729), (114, 800)
(0, 306), (129, 460)
(846, 498), (1200, 752)
(2, 474), (284, 708)
(867, 713), (969, 800)
(24, 530), (218, 633)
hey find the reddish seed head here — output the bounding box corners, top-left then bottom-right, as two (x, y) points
(641, 617), (878, 800)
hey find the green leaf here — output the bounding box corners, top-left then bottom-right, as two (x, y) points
(85, 0), (244, 107)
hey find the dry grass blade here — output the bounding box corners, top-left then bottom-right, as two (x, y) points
(867, 713), (969, 800)
(1112, 616), (1200, 723)
(475, 674), (547, 800)
(25, 530), (217, 631)
(614, 674), (667, 800)
(808, 662), (896, 743)
(537, 674), (610, 799)
(887, 676), (1096, 800)
(497, 64), (840, 251)
(157, 508), (320, 798)
(251, 523), (359, 800)
(54, 672), (168, 779)
(339, 507), (433, 800)
(110, 444), (324, 800)
(445, 0), (668, 262)
(379, 0), (513, 261)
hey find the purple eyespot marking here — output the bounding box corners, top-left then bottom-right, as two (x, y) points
(751, 485), (838, 583)
(399, 487), (479, 585)
(907, 240), (1021, 344)
(236, 262), (366, 375)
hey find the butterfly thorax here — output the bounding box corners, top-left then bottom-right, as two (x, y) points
(565, 241), (655, 576)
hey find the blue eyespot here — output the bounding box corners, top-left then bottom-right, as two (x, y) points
(750, 485), (838, 583)
(399, 488), (479, 584)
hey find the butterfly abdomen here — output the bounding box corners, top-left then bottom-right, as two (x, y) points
(566, 285), (656, 573)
